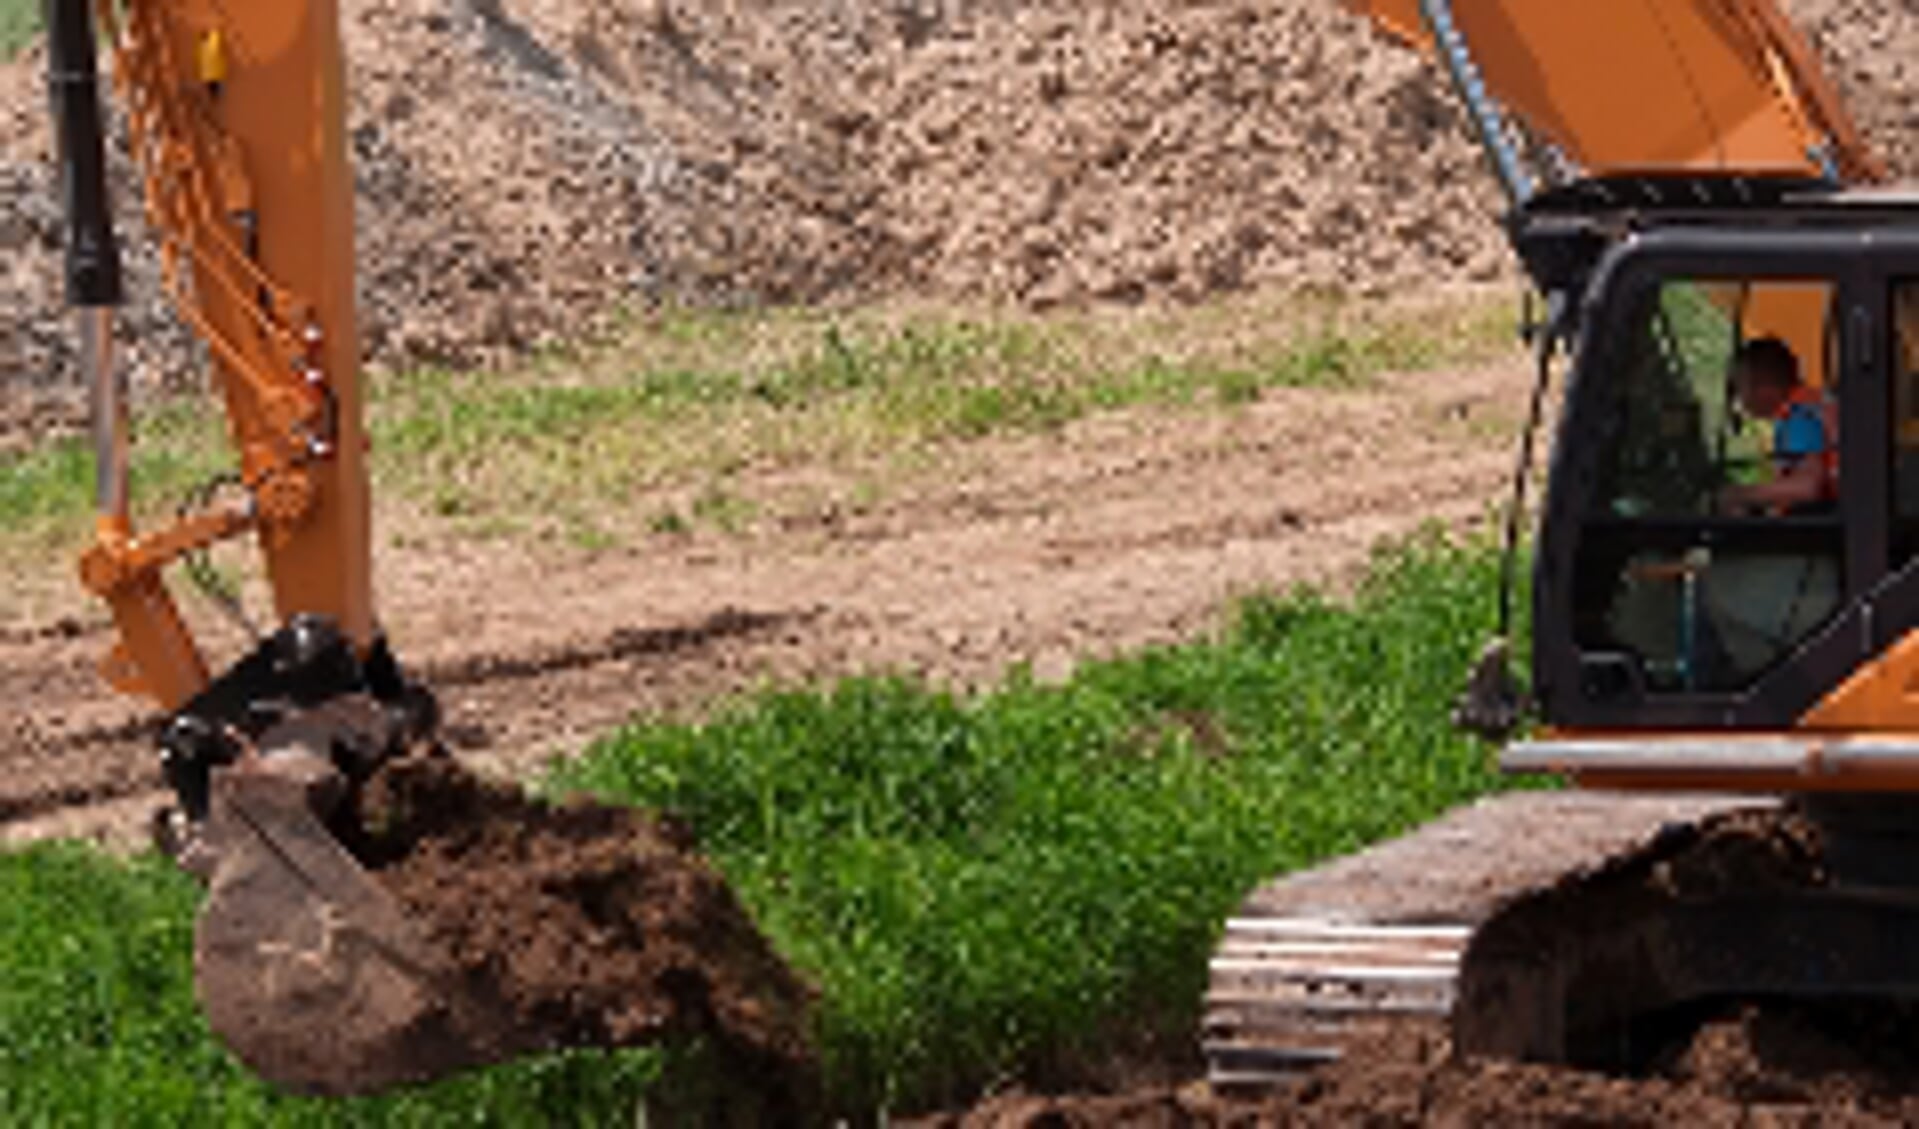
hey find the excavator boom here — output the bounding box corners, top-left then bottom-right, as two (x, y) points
(66, 0), (373, 714)
(1347, 0), (1880, 185)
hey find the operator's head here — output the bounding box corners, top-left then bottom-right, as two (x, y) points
(1730, 336), (1801, 418)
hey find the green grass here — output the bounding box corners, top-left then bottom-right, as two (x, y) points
(0, 402), (232, 615)
(555, 530), (1524, 1114)
(0, 533), (1526, 1122)
(1, 293), (1520, 560)
(0, 402), (228, 546)
(377, 296), (1515, 539)
(0, 0), (35, 58)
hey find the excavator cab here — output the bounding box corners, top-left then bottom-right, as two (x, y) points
(1562, 271), (1842, 700)
(1448, 175), (1919, 1066)
(1515, 175), (1919, 736)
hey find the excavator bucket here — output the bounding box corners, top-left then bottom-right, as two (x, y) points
(191, 753), (506, 1096)
(183, 712), (821, 1106)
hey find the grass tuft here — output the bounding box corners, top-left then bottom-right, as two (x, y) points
(0, 403), (228, 542)
(0, 0), (35, 58)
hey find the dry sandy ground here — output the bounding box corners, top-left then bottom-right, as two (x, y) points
(0, 355), (1529, 849)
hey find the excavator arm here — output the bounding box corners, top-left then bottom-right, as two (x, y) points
(59, 0), (374, 714)
(46, 0), (465, 1095)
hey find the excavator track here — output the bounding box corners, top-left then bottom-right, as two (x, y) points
(1211, 794), (1919, 1090)
(1204, 791), (1744, 1089)
(1205, 916), (1466, 1086)
(1455, 799), (1919, 1070)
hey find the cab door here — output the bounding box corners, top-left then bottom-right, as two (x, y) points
(1534, 232), (1895, 730)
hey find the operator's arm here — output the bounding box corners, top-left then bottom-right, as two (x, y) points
(1718, 457), (1826, 514)
(1720, 405), (1830, 513)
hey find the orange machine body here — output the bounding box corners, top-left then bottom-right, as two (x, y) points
(80, 0), (371, 710)
(1347, 0), (1877, 180)
(1347, 0), (1881, 386)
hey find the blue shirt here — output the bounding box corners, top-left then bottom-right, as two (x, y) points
(1773, 401), (1828, 470)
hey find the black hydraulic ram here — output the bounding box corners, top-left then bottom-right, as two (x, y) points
(44, 0), (128, 522)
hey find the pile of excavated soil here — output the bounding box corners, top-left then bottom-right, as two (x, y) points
(1791, 0), (1919, 182)
(920, 1007), (1919, 1126)
(6, 0), (1910, 437)
(916, 807), (1919, 1126)
(927, 1007), (1919, 1128)
(350, 758), (818, 1117)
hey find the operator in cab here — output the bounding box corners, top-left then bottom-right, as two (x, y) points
(1606, 332), (1842, 690)
(1715, 336), (1838, 515)
(1687, 334), (1841, 683)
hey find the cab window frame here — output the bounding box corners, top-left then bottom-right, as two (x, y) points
(1535, 232), (1884, 730)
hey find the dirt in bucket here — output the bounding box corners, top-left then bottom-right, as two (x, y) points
(347, 756), (818, 1119)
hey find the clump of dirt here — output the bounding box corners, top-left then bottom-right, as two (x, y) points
(350, 757), (818, 1115)
(1448, 807), (1827, 992)
(1644, 805), (1826, 897)
(1663, 1003), (1919, 1108)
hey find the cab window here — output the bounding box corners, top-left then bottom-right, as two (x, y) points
(1573, 276), (1842, 697)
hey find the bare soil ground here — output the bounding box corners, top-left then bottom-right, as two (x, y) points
(0, 354), (1528, 848)
(917, 1009), (1919, 1127)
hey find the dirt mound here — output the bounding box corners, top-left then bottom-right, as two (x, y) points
(0, 0), (1494, 436)
(7, 0), (1901, 430)
(3, 0), (1913, 430)
(918, 1008), (1919, 1127)
(535, 0), (1507, 306)
(1297, 1006), (1919, 1127)
(1788, 0), (1919, 182)
(352, 758), (817, 1114)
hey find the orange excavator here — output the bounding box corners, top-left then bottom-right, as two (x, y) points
(38, 0), (1919, 1100)
(1210, 0), (1919, 1081)
(1351, 0), (1919, 1063)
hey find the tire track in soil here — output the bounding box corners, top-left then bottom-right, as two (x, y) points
(2, 360), (1531, 849)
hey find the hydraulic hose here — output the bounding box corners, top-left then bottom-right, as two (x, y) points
(1418, 0), (1535, 207)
